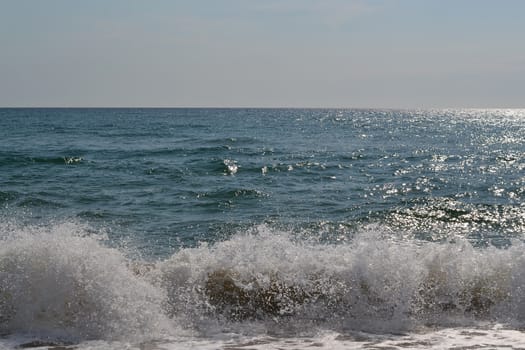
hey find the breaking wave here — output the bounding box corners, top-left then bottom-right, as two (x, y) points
(2, 221), (525, 344)
(0, 222), (173, 342)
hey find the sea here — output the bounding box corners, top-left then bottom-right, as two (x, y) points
(1, 108), (525, 349)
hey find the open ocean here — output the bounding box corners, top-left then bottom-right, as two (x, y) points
(2, 108), (525, 349)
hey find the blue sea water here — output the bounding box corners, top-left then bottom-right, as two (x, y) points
(1, 108), (525, 349)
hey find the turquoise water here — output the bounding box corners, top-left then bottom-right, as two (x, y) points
(1, 108), (525, 348)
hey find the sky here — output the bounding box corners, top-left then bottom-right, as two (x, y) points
(0, 0), (524, 108)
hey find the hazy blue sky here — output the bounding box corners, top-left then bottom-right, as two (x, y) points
(1, 0), (524, 108)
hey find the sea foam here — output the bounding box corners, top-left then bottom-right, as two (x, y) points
(0, 221), (173, 342)
(2, 222), (525, 344)
(155, 225), (525, 333)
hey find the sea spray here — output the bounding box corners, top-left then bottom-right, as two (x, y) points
(153, 225), (522, 332)
(2, 221), (525, 344)
(0, 222), (173, 342)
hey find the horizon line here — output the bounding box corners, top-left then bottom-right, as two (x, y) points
(2, 106), (525, 110)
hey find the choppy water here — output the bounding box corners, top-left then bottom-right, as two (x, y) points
(1, 108), (525, 349)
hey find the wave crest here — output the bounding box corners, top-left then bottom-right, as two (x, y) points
(156, 226), (525, 330)
(3, 222), (525, 342)
(0, 222), (171, 341)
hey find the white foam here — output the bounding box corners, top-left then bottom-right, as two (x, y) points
(223, 159), (238, 175)
(3, 222), (525, 348)
(0, 221), (175, 342)
(155, 225), (525, 332)
(24, 326), (523, 350)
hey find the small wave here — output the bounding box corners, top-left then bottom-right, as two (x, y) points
(33, 156), (84, 165)
(0, 191), (18, 203)
(16, 196), (64, 208)
(196, 188), (267, 200)
(387, 197), (525, 240)
(0, 155), (84, 166)
(123, 146), (230, 158)
(63, 156), (83, 165)
(223, 159), (238, 175)
(207, 136), (257, 146)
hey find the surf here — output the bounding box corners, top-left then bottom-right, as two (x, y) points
(2, 221), (525, 347)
